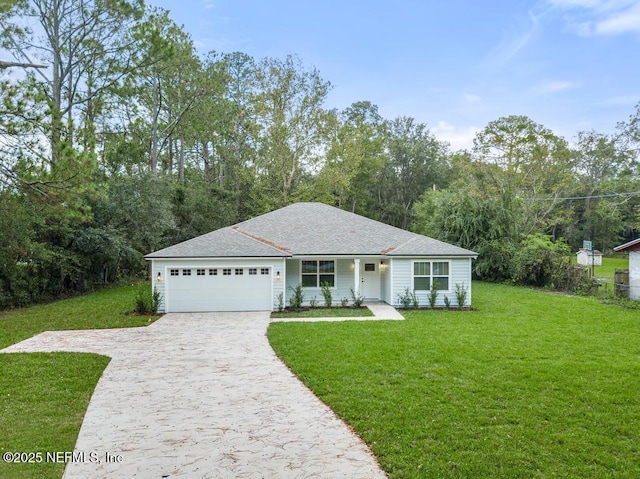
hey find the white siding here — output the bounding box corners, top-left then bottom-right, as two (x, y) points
(380, 260), (391, 304)
(285, 258), (299, 301)
(285, 258), (356, 306)
(630, 251), (640, 301)
(151, 258), (285, 312)
(391, 257), (473, 307)
(335, 259), (356, 302)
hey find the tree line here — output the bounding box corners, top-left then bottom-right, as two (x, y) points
(0, 0), (638, 307)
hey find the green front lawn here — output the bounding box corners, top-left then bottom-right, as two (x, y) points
(0, 283), (158, 350)
(0, 353), (110, 479)
(0, 283), (156, 479)
(268, 282), (640, 478)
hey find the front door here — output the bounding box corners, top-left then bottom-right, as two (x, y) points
(360, 262), (380, 300)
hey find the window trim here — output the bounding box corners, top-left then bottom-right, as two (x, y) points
(299, 259), (336, 289)
(411, 260), (451, 292)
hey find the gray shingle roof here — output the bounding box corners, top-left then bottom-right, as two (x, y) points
(145, 202), (477, 259)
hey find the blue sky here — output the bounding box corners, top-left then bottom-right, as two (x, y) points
(147, 0), (640, 149)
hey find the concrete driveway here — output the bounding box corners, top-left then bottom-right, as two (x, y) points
(1, 313), (386, 478)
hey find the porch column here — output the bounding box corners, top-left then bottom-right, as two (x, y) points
(354, 258), (360, 294)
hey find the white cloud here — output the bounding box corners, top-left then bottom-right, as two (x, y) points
(463, 93), (483, 104)
(545, 0), (640, 36)
(483, 11), (541, 68)
(599, 94), (640, 105)
(533, 80), (579, 93)
(547, 0), (603, 8)
(432, 121), (481, 151)
(595, 3), (640, 34)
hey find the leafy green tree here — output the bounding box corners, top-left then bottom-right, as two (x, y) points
(252, 54), (331, 210)
(561, 130), (635, 250)
(472, 115), (574, 235)
(0, 0), (145, 167)
(94, 173), (176, 255)
(168, 175), (238, 245)
(116, 6), (203, 174)
(413, 188), (517, 281)
(512, 234), (572, 289)
(313, 101), (387, 215)
(379, 116), (451, 228)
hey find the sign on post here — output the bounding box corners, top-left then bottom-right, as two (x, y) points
(583, 240), (593, 251)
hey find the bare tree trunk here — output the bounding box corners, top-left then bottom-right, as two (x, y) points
(178, 138), (185, 185)
(202, 141), (210, 184)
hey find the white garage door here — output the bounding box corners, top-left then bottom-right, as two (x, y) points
(166, 267), (272, 312)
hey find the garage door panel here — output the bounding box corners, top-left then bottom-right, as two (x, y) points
(167, 267), (271, 312)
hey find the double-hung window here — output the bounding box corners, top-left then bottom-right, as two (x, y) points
(413, 261), (450, 291)
(301, 260), (335, 287)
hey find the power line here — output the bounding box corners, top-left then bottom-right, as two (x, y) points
(522, 191), (640, 201)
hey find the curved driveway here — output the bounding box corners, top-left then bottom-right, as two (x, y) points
(2, 312), (387, 478)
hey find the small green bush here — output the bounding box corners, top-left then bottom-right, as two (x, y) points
(134, 284), (161, 314)
(455, 283), (467, 308)
(151, 287), (161, 314)
(277, 292), (284, 312)
(288, 284), (305, 311)
(397, 288), (413, 309)
(411, 289), (419, 309)
(350, 288), (364, 308)
(512, 234), (570, 288)
(428, 282), (438, 308)
(444, 295), (451, 309)
(321, 282), (332, 308)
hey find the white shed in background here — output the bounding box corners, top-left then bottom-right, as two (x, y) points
(576, 248), (603, 266)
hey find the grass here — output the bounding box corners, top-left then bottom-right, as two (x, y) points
(572, 255), (628, 282)
(271, 307), (374, 318)
(0, 353), (110, 479)
(0, 283), (159, 349)
(0, 283), (157, 479)
(593, 256), (628, 281)
(268, 281), (640, 479)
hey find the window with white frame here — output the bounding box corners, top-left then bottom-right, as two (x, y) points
(170, 269), (179, 276)
(249, 268), (257, 275)
(197, 269), (205, 276)
(182, 269), (191, 276)
(261, 268), (269, 275)
(413, 261), (450, 291)
(301, 260), (335, 287)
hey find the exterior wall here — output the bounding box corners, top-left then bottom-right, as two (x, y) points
(380, 260), (391, 304)
(390, 257), (473, 307)
(285, 258), (300, 297)
(151, 258), (286, 312)
(335, 258), (356, 303)
(285, 258), (356, 306)
(630, 251), (640, 300)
